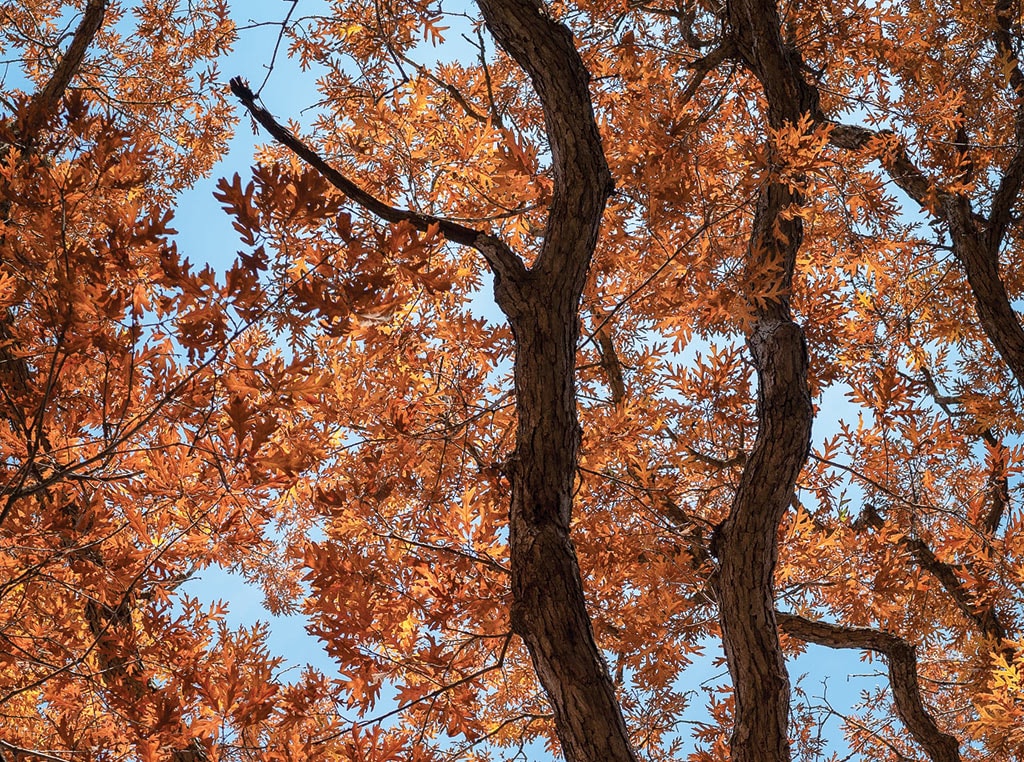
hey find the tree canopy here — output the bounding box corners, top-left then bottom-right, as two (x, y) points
(2, 0), (1024, 760)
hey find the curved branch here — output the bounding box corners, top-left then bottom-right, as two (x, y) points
(678, 41), (734, 109)
(987, 0), (1024, 249)
(828, 6), (1024, 393)
(395, 50), (489, 123)
(832, 472), (1011, 650)
(777, 613), (961, 762)
(475, 0), (614, 287)
(228, 77), (523, 281)
(828, 123), (936, 210)
(943, 197), (1024, 388)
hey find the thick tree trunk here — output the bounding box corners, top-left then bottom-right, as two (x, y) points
(497, 280), (639, 762)
(712, 1), (818, 759)
(474, 0), (638, 758)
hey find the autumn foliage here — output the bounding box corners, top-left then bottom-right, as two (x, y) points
(2, 0), (1024, 760)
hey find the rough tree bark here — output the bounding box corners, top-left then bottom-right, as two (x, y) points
(471, 0), (638, 758)
(22, 0), (107, 136)
(715, 1), (1023, 759)
(710, 1), (816, 760)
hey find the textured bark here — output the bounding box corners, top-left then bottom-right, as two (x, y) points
(475, 1), (637, 759)
(712, 318), (811, 762)
(902, 537), (1007, 643)
(943, 201), (1024, 389)
(498, 283), (638, 762)
(711, 1), (816, 759)
(778, 614), (961, 762)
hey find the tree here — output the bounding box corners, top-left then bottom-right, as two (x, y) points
(1, 0), (1024, 759)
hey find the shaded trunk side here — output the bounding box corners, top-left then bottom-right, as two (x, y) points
(712, 1), (818, 758)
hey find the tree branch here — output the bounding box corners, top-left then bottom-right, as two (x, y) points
(315, 633), (513, 742)
(828, 123), (937, 211)
(980, 449), (1010, 536)
(828, 3), (1024, 393)
(593, 321), (627, 405)
(475, 0), (614, 287)
(777, 613), (961, 762)
(823, 442), (1010, 646)
(395, 50), (489, 123)
(901, 537), (1007, 643)
(24, 0), (107, 135)
(677, 41), (734, 108)
(227, 77), (523, 281)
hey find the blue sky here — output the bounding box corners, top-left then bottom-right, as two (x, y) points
(173, 0), (329, 271)
(172, 0), (338, 667)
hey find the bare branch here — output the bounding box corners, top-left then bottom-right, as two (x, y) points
(777, 613), (961, 762)
(253, 0), (299, 97)
(473, 27), (506, 129)
(0, 739), (75, 762)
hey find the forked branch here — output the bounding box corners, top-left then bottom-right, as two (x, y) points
(828, 2), (1024, 392)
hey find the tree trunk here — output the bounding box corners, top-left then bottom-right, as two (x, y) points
(712, 1), (818, 758)
(497, 278), (639, 762)
(713, 318), (811, 762)
(473, 0), (639, 757)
